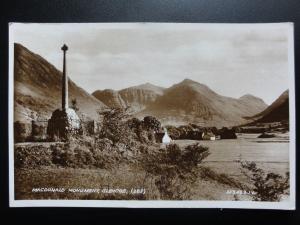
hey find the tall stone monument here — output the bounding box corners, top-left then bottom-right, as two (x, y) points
(47, 44), (81, 141)
(61, 44), (69, 110)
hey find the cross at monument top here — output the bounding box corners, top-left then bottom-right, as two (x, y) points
(61, 44), (68, 51)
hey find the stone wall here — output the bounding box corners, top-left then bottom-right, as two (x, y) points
(14, 121), (32, 142)
(14, 119), (98, 143)
(31, 121), (48, 141)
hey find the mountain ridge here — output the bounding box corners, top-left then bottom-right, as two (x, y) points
(137, 79), (268, 126)
(15, 43), (272, 127)
(93, 79), (268, 127)
(14, 43), (107, 122)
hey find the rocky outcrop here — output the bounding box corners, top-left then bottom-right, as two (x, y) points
(92, 83), (165, 112)
(119, 88), (160, 111)
(92, 89), (127, 109)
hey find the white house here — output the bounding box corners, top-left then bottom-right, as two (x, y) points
(202, 131), (216, 141)
(162, 127), (172, 144)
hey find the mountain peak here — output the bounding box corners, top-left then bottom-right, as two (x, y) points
(240, 94), (254, 98)
(239, 94), (267, 108)
(175, 78), (215, 94)
(239, 94), (260, 100)
(126, 82), (165, 95)
(181, 78), (197, 84)
(178, 79), (209, 88)
(136, 82), (160, 89)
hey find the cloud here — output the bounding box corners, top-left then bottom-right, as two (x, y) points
(11, 23), (290, 104)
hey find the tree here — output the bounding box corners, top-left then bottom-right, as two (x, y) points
(98, 108), (131, 145)
(70, 98), (79, 112)
(241, 161), (289, 201)
(142, 116), (161, 132)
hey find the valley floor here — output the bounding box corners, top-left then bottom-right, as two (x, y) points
(15, 165), (248, 201)
(14, 133), (290, 201)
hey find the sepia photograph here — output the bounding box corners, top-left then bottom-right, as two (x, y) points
(9, 23), (295, 209)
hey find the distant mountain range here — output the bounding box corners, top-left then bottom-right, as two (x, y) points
(15, 43), (289, 127)
(93, 78), (268, 127)
(14, 43), (107, 122)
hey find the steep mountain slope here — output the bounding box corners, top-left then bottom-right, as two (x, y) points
(93, 83), (165, 112)
(124, 82), (165, 95)
(92, 89), (126, 109)
(238, 94), (269, 115)
(14, 43), (107, 122)
(138, 79), (268, 127)
(247, 90), (289, 123)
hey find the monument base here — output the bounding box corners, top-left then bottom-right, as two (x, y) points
(47, 108), (81, 141)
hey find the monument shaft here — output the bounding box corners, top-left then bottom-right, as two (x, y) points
(62, 44), (68, 110)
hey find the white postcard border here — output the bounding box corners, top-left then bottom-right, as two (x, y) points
(8, 22), (296, 210)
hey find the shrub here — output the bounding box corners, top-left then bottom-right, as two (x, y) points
(182, 144), (210, 168)
(142, 143), (210, 200)
(142, 116), (161, 132)
(98, 108), (131, 145)
(14, 121), (31, 143)
(198, 166), (244, 189)
(70, 98), (79, 112)
(218, 127), (237, 139)
(127, 117), (161, 144)
(257, 133), (276, 138)
(165, 143), (182, 165)
(51, 140), (96, 168)
(15, 144), (55, 168)
(241, 161), (289, 201)
(51, 143), (75, 167)
(166, 125), (204, 140)
(127, 118), (142, 130)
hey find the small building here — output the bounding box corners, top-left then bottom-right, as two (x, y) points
(155, 127), (172, 144)
(162, 128), (172, 144)
(202, 131), (216, 140)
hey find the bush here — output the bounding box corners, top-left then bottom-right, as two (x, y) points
(142, 116), (161, 132)
(257, 133), (276, 138)
(51, 138), (107, 168)
(127, 117), (160, 144)
(241, 161), (289, 201)
(15, 144), (56, 168)
(218, 127), (237, 139)
(142, 143), (210, 199)
(98, 108), (131, 145)
(182, 143), (210, 168)
(51, 143), (76, 167)
(166, 125), (205, 140)
(14, 121), (31, 143)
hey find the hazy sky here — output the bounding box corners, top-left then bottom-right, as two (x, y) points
(11, 23), (292, 104)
